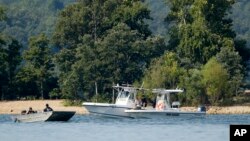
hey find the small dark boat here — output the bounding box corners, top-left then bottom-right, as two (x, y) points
(13, 111), (75, 122)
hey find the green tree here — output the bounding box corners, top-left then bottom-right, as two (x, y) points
(66, 23), (166, 100)
(60, 66), (84, 100)
(20, 34), (53, 99)
(141, 52), (185, 104)
(164, 0), (246, 105)
(15, 65), (38, 99)
(95, 23), (165, 85)
(0, 36), (22, 99)
(53, 0), (151, 48)
(0, 6), (6, 99)
(52, 3), (90, 49)
(142, 52), (184, 89)
(216, 38), (243, 96)
(202, 57), (229, 105)
(0, 5), (23, 100)
(53, 0), (164, 100)
(165, 0), (244, 65)
(204, 0), (236, 38)
(179, 69), (205, 106)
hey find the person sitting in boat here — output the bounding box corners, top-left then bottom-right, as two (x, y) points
(21, 110), (26, 115)
(44, 104), (53, 112)
(27, 107), (36, 114)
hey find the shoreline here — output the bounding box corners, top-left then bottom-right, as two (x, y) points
(180, 106), (250, 114)
(0, 100), (250, 115)
(205, 106), (250, 114)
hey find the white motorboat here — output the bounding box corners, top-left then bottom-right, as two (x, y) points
(82, 85), (137, 118)
(125, 89), (206, 118)
(83, 85), (206, 118)
(12, 111), (76, 122)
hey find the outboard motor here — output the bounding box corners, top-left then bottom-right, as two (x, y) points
(197, 105), (206, 112)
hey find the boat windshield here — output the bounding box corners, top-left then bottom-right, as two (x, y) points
(120, 91), (130, 98)
(115, 90), (136, 105)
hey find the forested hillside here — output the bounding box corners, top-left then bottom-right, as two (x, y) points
(232, 0), (250, 45)
(145, 0), (169, 37)
(0, 0), (75, 46)
(0, 0), (250, 47)
(1, 0), (250, 106)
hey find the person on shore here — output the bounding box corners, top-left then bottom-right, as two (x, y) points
(44, 104), (53, 112)
(27, 107), (35, 114)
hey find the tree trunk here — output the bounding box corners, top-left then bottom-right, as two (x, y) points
(40, 79), (44, 100)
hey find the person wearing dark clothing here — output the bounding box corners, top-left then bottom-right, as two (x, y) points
(44, 104), (53, 112)
(141, 97), (147, 107)
(21, 110), (27, 115)
(27, 107), (35, 114)
(152, 98), (156, 108)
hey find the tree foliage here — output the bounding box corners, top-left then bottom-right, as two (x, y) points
(0, 6), (23, 100)
(216, 39), (244, 96)
(165, 0), (239, 65)
(53, 0), (166, 101)
(142, 52), (183, 89)
(0, 36), (22, 99)
(0, 0), (250, 106)
(158, 0), (246, 105)
(17, 34), (54, 99)
(202, 57), (229, 105)
(179, 69), (205, 106)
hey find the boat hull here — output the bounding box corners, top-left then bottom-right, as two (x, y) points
(125, 109), (206, 118)
(13, 111), (75, 122)
(83, 103), (133, 118)
(45, 111), (75, 121)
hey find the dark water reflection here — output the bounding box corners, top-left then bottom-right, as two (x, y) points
(1, 114), (250, 141)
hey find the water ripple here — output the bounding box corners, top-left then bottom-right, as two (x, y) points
(0, 114), (250, 141)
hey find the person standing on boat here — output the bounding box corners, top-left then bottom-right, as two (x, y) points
(44, 104), (53, 112)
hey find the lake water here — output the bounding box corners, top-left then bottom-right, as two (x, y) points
(1, 114), (250, 141)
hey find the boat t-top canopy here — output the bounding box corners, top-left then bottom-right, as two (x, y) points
(113, 84), (184, 94)
(152, 89), (184, 94)
(112, 84), (147, 93)
(112, 84), (138, 93)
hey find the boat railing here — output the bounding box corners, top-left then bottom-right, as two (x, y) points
(152, 88), (184, 94)
(172, 101), (180, 108)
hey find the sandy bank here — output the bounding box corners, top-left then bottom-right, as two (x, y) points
(0, 100), (88, 114)
(1, 100), (250, 115)
(206, 106), (250, 114)
(181, 106), (250, 114)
